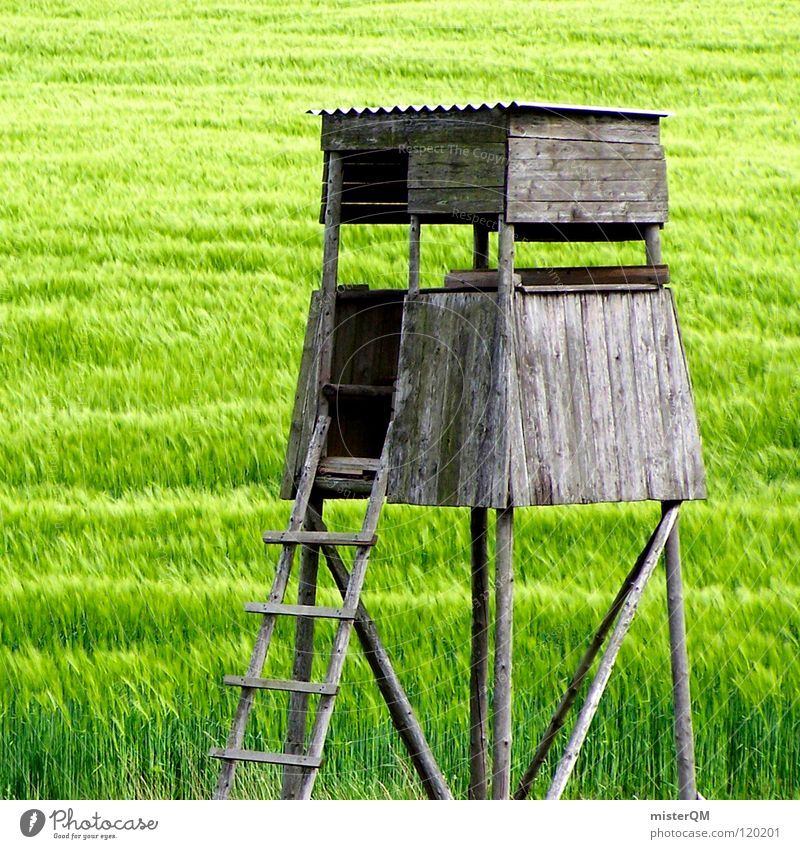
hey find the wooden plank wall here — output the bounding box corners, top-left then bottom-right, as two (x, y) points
(386, 288), (705, 507)
(281, 291), (324, 499)
(506, 113), (668, 225)
(280, 290), (404, 498)
(387, 292), (510, 508)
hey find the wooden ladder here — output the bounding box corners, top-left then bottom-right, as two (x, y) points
(210, 414), (391, 800)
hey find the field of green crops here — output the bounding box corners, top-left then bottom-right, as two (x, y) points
(1, 0), (798, 800)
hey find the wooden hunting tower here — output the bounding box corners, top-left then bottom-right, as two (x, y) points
(212, 102), (706, 801)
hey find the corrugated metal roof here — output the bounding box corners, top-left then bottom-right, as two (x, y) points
(307, 100), (669, 118)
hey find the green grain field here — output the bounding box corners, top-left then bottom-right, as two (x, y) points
(1, 0), (798, 800)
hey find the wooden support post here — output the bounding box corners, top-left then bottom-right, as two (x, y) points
(514, 518), (665, 799)
(644, 223), (662, 266)
(469, 508), (490, 800)
(492, 507), (514, 800)
(409, 214), (420, 295)
(468, 219), (491, 800)
(318, 151), (344, 419)
(663, 501), (697, 800)
(545, 504), (680, 800)
(281, 493), (323, 799)
(306, 508), (453, 800)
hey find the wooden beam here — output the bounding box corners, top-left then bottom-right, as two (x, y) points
(282, 494), (322, 799)
(409, 214), (420, 295)
(468, 221), (491, 799)
(306, 507), (453, 800)
(492, 507), (514, 799)
(469, 507), (490, 799)
(318, 151), (344, 420)
(645, 223), (662, 265)
(663, 501), (698, 800)
(545, 504), (680, 799)
(513, 514), (672, 799)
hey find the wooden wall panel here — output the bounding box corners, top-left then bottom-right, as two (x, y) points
(387, 292), (510, 508)
(506, 137), (668, 225)
(510, 288), (705, 505)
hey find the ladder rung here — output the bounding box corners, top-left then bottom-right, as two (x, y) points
(223, 675), (338, 696)
(262, 530), (377, 546)
(209, 748), (322, 769)
(244, 602), (357, 620)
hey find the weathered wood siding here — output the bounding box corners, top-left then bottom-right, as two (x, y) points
(386, 288), (705, 507)
(387, 292), (510, 508)
(510, 287), (705, 504)
(506, 114), (668, 225)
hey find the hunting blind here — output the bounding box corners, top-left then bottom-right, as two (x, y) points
(211, 102), (706, 801)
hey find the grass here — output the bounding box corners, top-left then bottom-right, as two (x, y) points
(1, 0), (798, 799)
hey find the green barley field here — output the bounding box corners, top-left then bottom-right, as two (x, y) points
(1, 0), (798, 800)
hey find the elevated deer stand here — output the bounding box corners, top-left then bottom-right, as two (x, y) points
(212, 101), (705, 801)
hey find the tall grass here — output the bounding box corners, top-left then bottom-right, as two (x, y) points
(1, 0), (798, 799)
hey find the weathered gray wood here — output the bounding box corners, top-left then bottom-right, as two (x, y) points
(282, 493), (323, 799)
(408, 143), (506, 188)
(492, 507), (514, 799)
(546, 504), (680, 799)
(317, 456), (381, 476)
(468, 518), (490, 796)
(281, 292), (323, 499)
(409, 214), (420, 294)
(443, 269), (522, 288)
(318, 151), (344, 422)
(662, 503), (697, 800)
(514, 511), (671, 799)
(481, 217), (514, 505)
(321, 109), (508, 150)
(514, 221), (654, 243)
(306, 506), (453, 801)
(602, 294), (648, 501)
(446, 265), (668, 289)
(261, 531), (377, 546)
(244, 602), (356, 620)
(579, 292), (620, 502)
(509, 138), (664, 161)
(210, 748), (322, 769)
(508, 113), (660, 144)
(296, 429), (393, 800)
(409, 185), (504, 216)
(506, 199), (667, 225)
(662, 292), (707, 498)
(390, 288), (704, 508)
(322, 383), (394, 398)
(225, 676), (337, 696)
(214, 416), (329, 800)
(562, 295), (596, 501)
(630, 293), (671, 498)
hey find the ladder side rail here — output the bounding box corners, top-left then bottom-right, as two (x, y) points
(214, 416), (329, 800)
